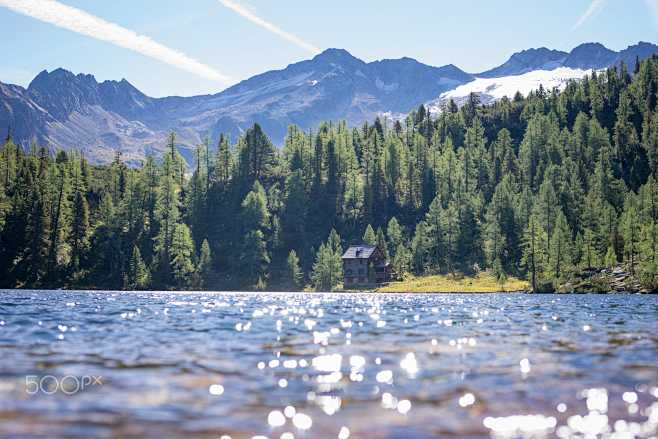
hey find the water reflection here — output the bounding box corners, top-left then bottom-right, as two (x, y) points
(0, 291), (656, 438)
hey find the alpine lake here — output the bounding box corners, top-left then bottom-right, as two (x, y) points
(0, 290), (657, 439)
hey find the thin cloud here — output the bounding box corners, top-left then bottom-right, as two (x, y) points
(573, 0), (606, 29)
(646, 0), (658, 27)
(0, 0), (232, 85)
(218, 0), (321, 54)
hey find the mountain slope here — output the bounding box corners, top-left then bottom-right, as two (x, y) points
(429, 67), (591, 111)
(478, 48), (568, 78)
(480, 42), (658, 78)
(0, 49), (474, 163)
(1, 42), (657, 164)
(165, 49), (473, 147)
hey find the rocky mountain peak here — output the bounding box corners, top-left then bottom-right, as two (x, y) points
(564, 42), (618, 69)
(478, 47), (568, 78)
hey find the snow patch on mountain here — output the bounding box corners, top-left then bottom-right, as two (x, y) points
(429, 67), (591, 112)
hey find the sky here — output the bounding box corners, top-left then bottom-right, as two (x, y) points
(0, 0), (655, 97)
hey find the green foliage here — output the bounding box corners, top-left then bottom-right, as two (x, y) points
(548, 212), (573, 282)
(362, 224), (376, 245)
(197, 239), (213, 288)
(604, 245), (618, 268)
(286, 249), (302, 288)
(386, 217), (403, 255)
(124, 246), (149, 290)
(3, 57), (658, 292)
(241, 181), (269, 231)
(376, 227), (389, 260)
(392, 243), (411, 280)
(311, 229), (343, 291)
(170, 224), (196, 289)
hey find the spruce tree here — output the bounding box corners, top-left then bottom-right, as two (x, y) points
(549, 212), (573, 284)
(70, 190), (89, 271)
(286, 249), (302, 289)
(386, 217), (403, 257)
(240, 182), (270, 288)
(376, 227), (389, 260)
(170, 224), (196, 289)
(392, 243), (411, 279)
(197, 239), (213, 288)
(363, 224), (376, 245)
(620, 199), (640, 274)
(124, 246), (149, 290)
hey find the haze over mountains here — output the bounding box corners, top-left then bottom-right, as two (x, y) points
(1, 41), (656, 164)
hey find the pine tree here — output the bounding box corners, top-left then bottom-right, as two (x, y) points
(441, 201), (460, 276)
(392, 243), (411, 279)
(363, 224), (376, 245)
(311, 244), (332, 290)
(286, 249), (302, 288)
(411, 221), (430, 274)
(549, 212), (573, 284)
(310, 231), (343, 291)
(604, 245), (618, 268)
(124, 246), (149, 290)
(170, 224), (196, 289)
(376, 227), (389, 260)
(153, 161), (181, 283)
(620, 198), (640, 274)
(21, 184), (51, 284)
(536, 179), (559, 261)
(492, 257), (507, 291)
(197, 239), (213, 288)
(69, 190), (89, 271)
(240, 181), (270, 287)
(580, 228), (601, 270)
(522, 214), (547, 292)
(241, 229), (270, 288)
(282, 170), (308, 256)
(639, 222), (658, 288)
(386, 217), (403, 257)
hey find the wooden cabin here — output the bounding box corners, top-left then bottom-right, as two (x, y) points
(342, 244), (390, 287)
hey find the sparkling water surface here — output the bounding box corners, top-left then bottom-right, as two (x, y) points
(0, 290), (657, 439)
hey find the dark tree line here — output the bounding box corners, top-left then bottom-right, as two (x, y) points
(2, 57), (658, 291)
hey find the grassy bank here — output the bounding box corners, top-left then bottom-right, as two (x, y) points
(377, 272), (530, 293)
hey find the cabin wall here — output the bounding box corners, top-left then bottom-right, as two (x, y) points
(343, 259), (369, 286)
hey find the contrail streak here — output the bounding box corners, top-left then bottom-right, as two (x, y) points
(218, 0), (321, 54)
(0, 0), (232, 85)
(573, 0), (605, 29)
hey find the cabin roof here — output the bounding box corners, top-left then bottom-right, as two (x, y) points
(342, 245), (377, 259)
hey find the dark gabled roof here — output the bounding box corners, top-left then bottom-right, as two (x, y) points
(342, 244), (377, 259)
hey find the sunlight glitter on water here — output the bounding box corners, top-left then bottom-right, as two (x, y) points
(0, 291), (656, 438)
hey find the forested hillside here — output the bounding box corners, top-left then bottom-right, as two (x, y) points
(2, 57), (658, 292)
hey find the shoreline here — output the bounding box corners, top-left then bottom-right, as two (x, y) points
(2, 266), (657, 294)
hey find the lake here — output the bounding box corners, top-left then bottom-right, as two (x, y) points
(0, 291), (656, 439)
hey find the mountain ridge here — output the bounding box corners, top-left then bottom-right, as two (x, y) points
(1, 41), (657, 164)
(479, 41), (655, 77)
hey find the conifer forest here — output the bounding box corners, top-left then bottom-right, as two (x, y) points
(2, 58), (658, 292)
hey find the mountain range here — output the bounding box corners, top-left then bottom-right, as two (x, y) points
(1, 41), (656, 164)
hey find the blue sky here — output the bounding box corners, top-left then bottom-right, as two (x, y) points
(0, 0), (655, 97)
